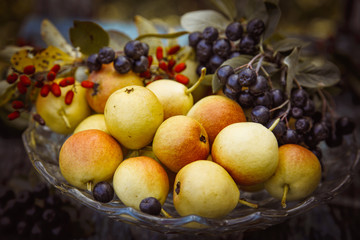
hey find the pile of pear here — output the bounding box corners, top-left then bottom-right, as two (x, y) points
(36, 64), (322, 219)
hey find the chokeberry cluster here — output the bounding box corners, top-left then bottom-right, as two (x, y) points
(188, 18), (265, 75)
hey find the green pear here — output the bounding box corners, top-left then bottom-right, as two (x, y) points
(173, 160), (239, 218)
(264, 144), (322, 208)
(104, 85), (164, 150)
(212, 122), (279, 186)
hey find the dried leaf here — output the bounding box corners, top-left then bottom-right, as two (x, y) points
(283, 47), (300, 96)
(272, 38), (309, 53)
(108, 30), (132, 51)
(209, 0), (237, 20)
(69, 20), (109, 55)
(180, 10), (231, 32)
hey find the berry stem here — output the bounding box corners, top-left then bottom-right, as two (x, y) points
(270, 99), (289, 112)
(260, 65), (273, 89)
(255, 55), (264, 74)
(185, 67), (206, 95)
(268, 118), (280, 131)
(238, 198), (258, 209)
(87, 181), (92, 191)
(59, 109), (71, 129)
(160, 208), (172, 218)
(247, 53), (263, 69)
(281, 184), (289, 208)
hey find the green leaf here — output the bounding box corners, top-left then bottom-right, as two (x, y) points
(237, 0), (267, 21)
(201, 74), (214, 86)
(212, 55), (252, 93)
(209, 0), (237, 20)
(107, 30), (131, 51)
(180, 10), (231, 32)
(272, 38), (310, 53)
(134, 15), (162, 55)
(283, 47), (300, 96)
(263, 1), (281, 40)
(69, 21), (109, 55)
(295, 58), (341, 88)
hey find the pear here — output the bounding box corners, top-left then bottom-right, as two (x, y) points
(187, 95), (246, 147)
(104, 85), (164, 150)
(74, 114), (109, 134)
(173, 160), (239, 218)
(35, 79), (91, 135)
(212, 122), (279, 186)
(152, 115), (209, 173)
(59, 129), (123, 190)
(113, 156), (169, 210)
(264, 144), (322, 208)
(146, 67), (206, 120)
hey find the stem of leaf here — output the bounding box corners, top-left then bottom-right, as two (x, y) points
(247, 53), (262, 69)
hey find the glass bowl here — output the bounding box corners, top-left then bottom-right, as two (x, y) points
(22, 119), (360, 234)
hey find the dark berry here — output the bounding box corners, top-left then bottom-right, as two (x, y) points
(291, 107), (303, 119)
(304, 133), (319, 148)
(225, 22), (243, 41)
(291, 88), (309, 108)
(247, 19), (265, 37)
(113, 55), (132, 74)
(312, 122), (329, 142)
(86, 54), (102, 72)
(229, 51), (241, 59)
(336, 117), (355, 135)
(188, 31), (203, 48)
(226, 73), (242, 92)
(202, 26), (219, 43)
(270, 89), (286, 107)
(238, 68), (256, 86)
(93, 181), (114, 203)
(281, 129), (300, 144)
(213, 38), (231, 58)
(312, 111), (323, 123)
(196, 39), (213, 63)
(133, 55), (149, 73)
(223, 85), (238, 100)
(266, 119), (286, 139)
(142, 42), (149, 56)
(255, 92), (273, 108)
(208, 55), (225, 73)
(124, 40), (147, 60)
(295, 118), (311, 133)
(98, 47), (115, 64)
(139, 197), (162, 215)
(237, 89), (254, 108)
(251, 105), (270, 125)
(303, 99), (315, 116)
(217, 65), (234, 85)
(249, 75), (269, 95)
(238, 35), (256, 54)
(326, 130), (343, 148)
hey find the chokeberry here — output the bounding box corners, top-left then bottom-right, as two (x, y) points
(255, 92), (273, 108)
(86, 54), (102, 72)
(124, 40), (147, 60)
(208, 55), (225, 73)
(237, 89), (254, 108)
(225, 22), (243, 41)
(247, 19), (265, 37)
(114, 55), (132, 74)
(229, 51), (241, 59)
(251, 105), (270, 125)
(202, 26), (219, 43)
(291, 107), (303, 119)
(336, 117), (355, 135)
(249, 75), (269, 95)
(266, 119), (286, 139)
(226, 73), (242, 92)
(188, 31), (203, 48)
(217, 65), (234, 85)
(312, 122), (329, 142)
(98, 47), (115, 64)
(196, 39), (213, 63)
(213, 38), (231, 58)
(270, 89), (286, 107)
(139, 197), (162, 215)
(93, 181), (114, 203)
(303, 99), (315, 116)
(133, 55), (149, 73)
(291, 88), (309, 108)
(238, 68), (256, 86)
(325, 130), (343, 148)
(295, 118), (311, 133)
(238, 35), (256, 54)
(281, 129), (300, 144)
(223, 85), (238, 100)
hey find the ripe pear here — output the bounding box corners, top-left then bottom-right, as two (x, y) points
(146, 67), (207, 120)
(59, 129), (123, 190)
(264, 144), (322, 208)
(113, 156), (169, 210)
(74, 114), (109, 134)
(104, 85), (164, 150)
(212, 122), (279, 186)
(173, 160), (239, 218)
(35, 79), (91, 135)
(187, 95), (246, 147)
(85, 64), (143, 113)
(152, 115), (209, 172)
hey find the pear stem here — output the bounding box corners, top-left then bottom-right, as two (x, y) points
(268, 118), (280, 132)
(238, 198), (259, 209)
(161, 208), (172, 218)
(185, 67), (207, 95)
(87, 181), (92, 191)
(59, 109), (71, 129)
(281, 184), (289, 208)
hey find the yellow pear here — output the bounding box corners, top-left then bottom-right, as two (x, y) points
(264, 144), (322, 208)
(74, 114), (109, 134)
(173, 160), (239, 218)
(113, 156), (169, 210)
(35, 79), (91, 135)
(212, 122), (279, 186)
(104, 85), (164, 149)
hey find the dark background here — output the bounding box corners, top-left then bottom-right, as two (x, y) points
(1, 0), (360, 239)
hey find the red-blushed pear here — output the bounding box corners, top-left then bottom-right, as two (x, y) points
(152, 115), (210, 173)
(112, 156), (169, 210)
(59, 129), (123, 190)
(187, 95), (246, 147)
(212, 122), (279, 186)
(264, 144), (322, 208)
(85, 63), (143, 113)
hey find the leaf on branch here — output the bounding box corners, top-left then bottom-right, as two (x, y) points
(263, 1), (281, 40)
(108, 30), (132, 51)
(180, 10), (231, 32)
(272, 38), (310, 53)
(136, 31), (189, 41)
(134, 15), (163, 55)
(69, 20), (109, 55)
(209, 0), (237, 21)
(295, 58), (341, 88)
(283, 47), (300, 96)
(237, 0), (267, 22)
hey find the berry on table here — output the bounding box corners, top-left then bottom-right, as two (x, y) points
(92, 182), (114, 203)
(139, 197), (162, 215)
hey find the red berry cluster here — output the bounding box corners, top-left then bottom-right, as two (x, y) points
(140, 45), (190, 85)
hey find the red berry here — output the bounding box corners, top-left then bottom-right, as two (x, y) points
(47, 71), (57, 81)
(40, 85), (50, 97)
(19, 75), (31, 87)
(6, 73), (18, 84)
(167, 59), (176, 70)
(156, 46), (163, 61)
(147, 55), (153, 67)
(34, 81), (44, 88)
(50, 64), (61, 73)
(174, 63), (186, 73)
(12, 100), (24, 109)
(65, 90), (74, 105)
(167, 45), (180, 55)
(50, 83), (61, 97)
(17, 82), (27, 94)
(159, 60), (168, 72)
(175, 74), (189, 85)
(7, 111), (20, 120)
(81, 81), (95, 88)
(140, 70), (152, 79)
(153, 75), (163, 81)
(23, 65), (36, 75)
(59, 77), (75, 87)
